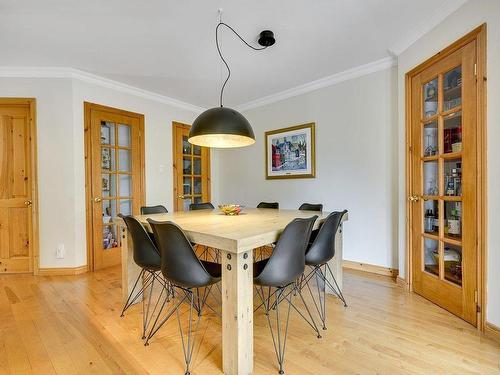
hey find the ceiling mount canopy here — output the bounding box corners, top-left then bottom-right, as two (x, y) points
(188, 17), (276, 148)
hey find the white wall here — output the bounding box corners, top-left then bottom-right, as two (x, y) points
(1, 78), (76, 268)
(397, 0), (500, 326)
(0, 76), (208, 268)
(218, 67), (399, 269)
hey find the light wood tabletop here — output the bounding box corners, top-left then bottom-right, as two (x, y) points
(117, 208), (347, 375)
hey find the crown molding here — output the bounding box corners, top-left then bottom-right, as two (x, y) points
(235, 57), (397, 112)
(388, 0), (468, 56)
(0, 66), (204, 113)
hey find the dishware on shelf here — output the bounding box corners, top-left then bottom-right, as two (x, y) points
(219, 204), (242, 216)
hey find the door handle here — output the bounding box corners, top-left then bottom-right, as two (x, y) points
(178, 195), (186, 199)
(408, 195), (420, 202)
(24, 200), (32, 206)
(94, 197), (102, 203)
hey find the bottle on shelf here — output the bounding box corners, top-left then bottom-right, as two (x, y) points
(433, 206), (439, 233)
(425, 209), (435, 233)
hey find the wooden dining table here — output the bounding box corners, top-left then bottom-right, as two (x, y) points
(116, 208), (348, 375)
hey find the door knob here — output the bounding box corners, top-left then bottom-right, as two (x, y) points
(24, 200), (32, 206)
(94, 197), (102, 203)
(178, 195), (186, 199)
(408, 195), (420, 202)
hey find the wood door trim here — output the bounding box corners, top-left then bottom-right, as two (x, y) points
(405, 24), (487, 330)
(0, 98), (39, 274)
(84, 102), (145, 272)
(172, 122), (211, 212)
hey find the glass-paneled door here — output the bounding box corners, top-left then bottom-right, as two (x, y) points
(86, 103), (144, 270)
(409, 41), (478, 325)
(172, 122), (210, 211)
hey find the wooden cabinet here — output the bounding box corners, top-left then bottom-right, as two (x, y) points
(406, 26), (486, 327)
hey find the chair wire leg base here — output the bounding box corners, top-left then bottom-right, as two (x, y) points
(256, 284), (294, 374)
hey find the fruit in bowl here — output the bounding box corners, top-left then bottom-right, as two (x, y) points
(218, 204), (242, 216)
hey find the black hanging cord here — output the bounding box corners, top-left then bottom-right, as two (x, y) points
(216, 22), (267, 107)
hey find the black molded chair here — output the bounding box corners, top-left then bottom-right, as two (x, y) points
(301, 210), (348, 331)
(254, 216), (321, 374)
(298, 203), (323, 212)
(257, 202), (279, 209)
(140, 205), (168, 215)
(119, 215), (169, 341)
(189, 202), (215, 210)
(146, 219), (221, 375)
(299, 203), (323, 243)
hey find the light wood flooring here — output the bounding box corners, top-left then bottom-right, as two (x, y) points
(0, 267), (498, 375)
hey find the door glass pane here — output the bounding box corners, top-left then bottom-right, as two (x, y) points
(183, 197), (192, 211)
(193, 158), (201, 175)
(424, 237), (439, 276)
(183, 136), (191, 155)
(193, 145), (201, 156)
(183, 176), (192, 195)
(101, 148), (116, 171)
(103, 225), (118, 250)
(119, 199), (132, 216)
(423, 120), (438, 157)
(423, 161), (439, 196)
(183, 157), (192, 174)
(444, 159), (462, 197)
(423, 78), (438, 119)
(119, 174), (132, 197)
(424, 200), (439, 236)
(101, 121), (115, 145)
(102, 174), (116, 198)
(118, 149), (131, 172)
(193, 177), (202, 195)
(443, 66), (462, 111)
(193, 196), (202, 204)
(102, 199), (117, 222)
(444, 111), (462, 153)
(118, 124), (131, 147)
(444, 201), (462, 240)
(444, 244), (462, 286)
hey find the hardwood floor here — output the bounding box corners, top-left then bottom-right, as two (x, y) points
(0, 268), (498, 375)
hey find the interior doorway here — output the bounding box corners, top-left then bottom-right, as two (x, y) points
(0, 98), (38, 274)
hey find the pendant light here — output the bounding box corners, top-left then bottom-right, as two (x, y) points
(188, 19), (276, 148)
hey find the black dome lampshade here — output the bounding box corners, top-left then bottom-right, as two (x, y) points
(188, 107), (255, 148)
(187, 19), (275, 148)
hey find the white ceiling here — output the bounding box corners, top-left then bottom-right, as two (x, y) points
(0, 0), (466, 108)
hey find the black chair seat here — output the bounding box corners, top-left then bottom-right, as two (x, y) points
(141, 205), (168, 215)
(200, 260), (222, 279)
(189, 202), (215, 210)
(257, 202), (279, 209)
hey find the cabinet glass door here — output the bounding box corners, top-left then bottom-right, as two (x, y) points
(89, 105), (143, 270)
(173, 123), (211, 211)
(410, 41), (477, 325)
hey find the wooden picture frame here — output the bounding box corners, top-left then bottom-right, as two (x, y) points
(265, 122), (315, 179)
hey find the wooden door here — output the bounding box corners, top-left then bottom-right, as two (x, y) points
(85, 103), (144, 270)
(172, 122), (210, 211)
(409, 41), (478, 325)
(0, 100), (36, 273)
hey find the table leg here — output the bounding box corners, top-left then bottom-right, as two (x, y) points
(221, 249), (253, 375)
(326, 223), (343, 294)
(120, 224), (142, 304)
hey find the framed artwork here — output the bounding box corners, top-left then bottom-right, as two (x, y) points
(265, 122), (315, 179)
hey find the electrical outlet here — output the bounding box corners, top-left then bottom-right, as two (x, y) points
(56, 244), (65, 259)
